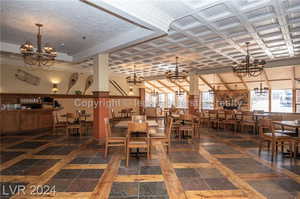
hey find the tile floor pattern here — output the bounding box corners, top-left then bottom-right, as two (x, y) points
(0, 124), (299, 199)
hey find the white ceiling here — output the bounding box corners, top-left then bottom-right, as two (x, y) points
(0, 0), (156, 59)
(108, 0), (300, 77)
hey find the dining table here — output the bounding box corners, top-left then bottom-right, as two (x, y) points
(114, 120), (159, 128)
(272, 120), (300, 137)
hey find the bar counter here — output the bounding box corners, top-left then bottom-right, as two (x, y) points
(0, 108), (55, 134)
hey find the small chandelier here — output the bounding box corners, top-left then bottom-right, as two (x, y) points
(232, 42), (266, 77)
(20, 24), (57, 66)
(175, 89), (185, 96)
(165, 57), (188, 83)
(150, 89), (159, 96)
(254, 82), (268, 96)
(126, 65), (144, 86)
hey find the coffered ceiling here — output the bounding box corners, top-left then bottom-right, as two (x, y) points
(1, 0), (300, 77)
(108, 0), (300, 77)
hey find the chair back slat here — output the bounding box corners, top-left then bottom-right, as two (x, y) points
(132, 115), (147, 122)
(104, 118), (112, 137)
(128, 122), (149, 139)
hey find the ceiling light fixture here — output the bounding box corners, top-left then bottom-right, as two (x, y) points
(126, 65), (144, 86)
(175, 89), (185, 96)
(254, 75), (268, 96)
(20, 24), (57, 66)
(166, 57), (188, 83)
(232, 42), (266, 77)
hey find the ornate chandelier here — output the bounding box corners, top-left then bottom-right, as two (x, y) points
(232, 42), (266, 77)
(126, 65), (144, 86)
(254, 82), (268, 96)
(20, 24), (57, 66)
(165, 57), (188, 83)
(175, 89), (185, 96)
(150, 89), (159, 96)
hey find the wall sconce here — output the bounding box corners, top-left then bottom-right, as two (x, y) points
(52, 83), (59, 93)
(128, 87), (134, 96)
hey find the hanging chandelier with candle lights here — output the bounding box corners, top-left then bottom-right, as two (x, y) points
(126, 65), (144, 86)
(254, 82), (268, 96)
(232, 42), (266, 77)
(175, 89), (185, 96)
(20, 24), (57, 66)
(150, 89), (159, 96)
(165, 57), (188, 83)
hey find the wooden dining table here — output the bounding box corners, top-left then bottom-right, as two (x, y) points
(272, 120), (300, 136)
(114, 120), (159, 128)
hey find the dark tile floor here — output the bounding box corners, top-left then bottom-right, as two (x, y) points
(1, 124), (300, 198)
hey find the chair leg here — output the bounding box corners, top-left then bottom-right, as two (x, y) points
(126, 147), (130, 167)
(258, 139), (262, 155)
(104, 142), (108, 158)
(289, 142), (293, 158)
(271, 141), (276, 161)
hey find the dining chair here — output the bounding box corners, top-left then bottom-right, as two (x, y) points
(240, 111), (256, 134)
(65, 113), (83, 136)
(126, 122), (150, 167)
(52, 112), (68, 135)
(104, 118), (126, 158)
(258, 118), (293, 161)
(178, 114), (194, 142)
(217, 110), (226, 130)
(150, 117), (173, 157)
(199, 111), (209, 128)
(220, 110), (238, 133)
(208, 110), (218, 129)
(293, 138), (300, 158)
(132, 115), (147, 122)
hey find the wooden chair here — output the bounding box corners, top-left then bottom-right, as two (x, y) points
(208, 110), (218, 128)
(293, 138), (300, 158)
(240, 111), (256, 134)
(126, 122), (150, 167)
(132, 115), (147, 122)
(178, 114), (194, 142)
(258, 119), (293, 161)
(217, 111), (226, 130)
(104, 118), (126, 158)
(53, 112), (68, 135)
(65, 113), (83, 136)
(220, 110), (238, 133)
(150, 117), (173, 156)
(199, 110), (209, 128)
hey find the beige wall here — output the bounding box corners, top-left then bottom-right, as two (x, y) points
(0, 63), (139, 96)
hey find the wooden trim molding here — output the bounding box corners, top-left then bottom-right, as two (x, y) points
(0, 93), (140, 100)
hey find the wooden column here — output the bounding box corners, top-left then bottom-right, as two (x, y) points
(189, 75), (199, 114)
(139, 88), (145, 115)
(93, 91), (109, 139)
(93, 54), (109, 140)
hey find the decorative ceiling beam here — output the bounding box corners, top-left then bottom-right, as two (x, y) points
(263, 69), (271, 88)
(234, 73), (248, 90)
(170, 81), (188, 93)
(156, 80), (175, 92)
(216, 74), (231, 90)
(199, 75), (214, 90)
(145, 81), (165, 93)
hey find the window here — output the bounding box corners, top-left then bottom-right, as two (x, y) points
(296, 89), (300, 113)
(158, 93), (165, 108)
(202, 92), (214, 110)
(250, 90), (269, 112)
(176, 94), (187, 108)
(145, 93), (151, 107)
(271, 89), (292, 112)
(166, 93), (175, 108)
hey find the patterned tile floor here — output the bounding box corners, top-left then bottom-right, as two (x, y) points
(0, 123), (299, 199)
